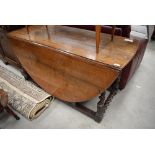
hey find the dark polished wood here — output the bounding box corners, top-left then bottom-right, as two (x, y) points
(65, 25), (147, 91)
(7, 26), (139, 103)
(67, 76), (120, 122)
(8, 26), (139, 69)
(8, 37), (119, 102)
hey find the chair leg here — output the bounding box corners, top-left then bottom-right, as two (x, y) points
(0, 89), (20, 120)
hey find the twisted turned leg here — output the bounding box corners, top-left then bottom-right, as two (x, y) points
(66, 76), (120, 123)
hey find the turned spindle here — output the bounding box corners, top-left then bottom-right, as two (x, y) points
(96, 25), (101, 54)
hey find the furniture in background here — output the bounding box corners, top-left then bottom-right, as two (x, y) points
(0, 26), (29, 79)
(26, 25), (116, 54)
(95, 25), (116, 53)
(0, 89), (20, 120)
(66, 25), (131, 38)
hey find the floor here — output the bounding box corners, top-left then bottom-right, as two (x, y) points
(0, 40), (155, 129)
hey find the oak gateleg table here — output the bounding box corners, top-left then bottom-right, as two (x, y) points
(7, 25), (139, 122)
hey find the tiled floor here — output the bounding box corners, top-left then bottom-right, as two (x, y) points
(0, 41), (155, 129)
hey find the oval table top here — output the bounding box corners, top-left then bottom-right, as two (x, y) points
(7, 26), (139, 102)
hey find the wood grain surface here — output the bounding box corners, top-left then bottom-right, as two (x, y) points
(8, 26), (139, 69)
(7, 26), (139, 102)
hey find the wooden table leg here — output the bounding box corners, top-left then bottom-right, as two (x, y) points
(96, 25), (101, 54)
(94, 92), (106, 122)
(19, 67), (31, 80)
(66, 76), (120, 123)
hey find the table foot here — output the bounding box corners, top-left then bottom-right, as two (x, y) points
(66, 77), (120, 123)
